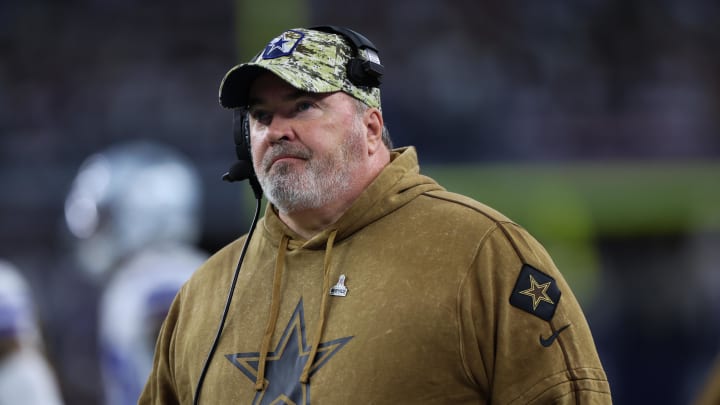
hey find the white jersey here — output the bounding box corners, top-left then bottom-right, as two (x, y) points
(98, 244), (207, 405)
(0, 260), (65, 405)
(0, 348), (65, 405)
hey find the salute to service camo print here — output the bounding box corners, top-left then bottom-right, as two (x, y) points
(220, 28), (382, 109)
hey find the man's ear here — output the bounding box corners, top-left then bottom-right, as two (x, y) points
(364, 108), (384, 155)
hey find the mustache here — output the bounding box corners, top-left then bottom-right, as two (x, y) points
(261, 144), (313, 172)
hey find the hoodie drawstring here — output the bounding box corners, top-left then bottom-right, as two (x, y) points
(300, 229), (337, 384)
(254, 229), (338, 390)
(255, 234), (289, 391)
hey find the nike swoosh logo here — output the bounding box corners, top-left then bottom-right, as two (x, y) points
(539, 324), (571, 347)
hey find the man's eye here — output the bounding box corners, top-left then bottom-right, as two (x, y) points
(251, 110), (270, 124)
(296, 101), (314, 112)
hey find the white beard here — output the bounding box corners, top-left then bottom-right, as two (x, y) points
(257, 118), (366, 214)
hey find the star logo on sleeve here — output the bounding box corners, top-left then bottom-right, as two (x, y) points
(225, 299), (352, 405)
(509, 264), (561, 321)
(519, 274), (554, 310)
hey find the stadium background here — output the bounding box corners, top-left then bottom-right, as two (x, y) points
(1, 0), (719, 403)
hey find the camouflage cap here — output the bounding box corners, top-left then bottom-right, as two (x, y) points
(219, 28), (382, 110)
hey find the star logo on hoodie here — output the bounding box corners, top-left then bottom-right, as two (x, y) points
(225, 299), (353, 404)
(509, 264), (561, 321)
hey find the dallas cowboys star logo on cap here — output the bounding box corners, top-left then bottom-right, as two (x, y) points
(262, 30), (305, 60)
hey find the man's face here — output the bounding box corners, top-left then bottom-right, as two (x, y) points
(247, 73), (368, 213)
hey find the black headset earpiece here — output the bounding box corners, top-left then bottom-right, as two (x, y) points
(233, 108), (252, 162)
(222, 107), (261, 198)
(309, 25), (384, 88)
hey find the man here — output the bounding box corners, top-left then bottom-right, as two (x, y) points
(141, 26), (611, 404)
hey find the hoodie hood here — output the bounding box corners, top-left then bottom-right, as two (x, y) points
(261, 146), (443, 250)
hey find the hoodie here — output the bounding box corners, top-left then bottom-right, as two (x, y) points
(140, 147), (611, 404)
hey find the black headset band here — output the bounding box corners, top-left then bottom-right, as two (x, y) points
(308, 25), (384, 88)
(309, 25), (380, 55)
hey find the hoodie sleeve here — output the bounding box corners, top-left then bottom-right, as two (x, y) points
(458, 221), (612, 404)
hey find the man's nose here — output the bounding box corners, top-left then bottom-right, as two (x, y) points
(265, 115), (295, 144)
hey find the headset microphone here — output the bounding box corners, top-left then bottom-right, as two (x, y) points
(222, 160), (263, 199)
(222, 160), (252, 182)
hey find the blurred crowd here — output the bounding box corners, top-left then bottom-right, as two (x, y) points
(1, 0), (719, 404)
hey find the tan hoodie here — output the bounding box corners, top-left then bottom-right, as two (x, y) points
(140, 147), (611, 404)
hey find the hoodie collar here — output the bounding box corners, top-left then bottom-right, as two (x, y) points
(261, 146), (443, 250)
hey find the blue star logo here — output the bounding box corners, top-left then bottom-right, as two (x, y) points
(225, 299), (353, 404)
(267, 36), (288, 53)
(261, 30), (305, 60)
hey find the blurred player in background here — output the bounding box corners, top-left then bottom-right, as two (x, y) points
(0, 259), (65, 405)
(64, 140), (208, 405)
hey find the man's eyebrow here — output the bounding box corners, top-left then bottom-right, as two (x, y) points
(247, 90), (317, 108)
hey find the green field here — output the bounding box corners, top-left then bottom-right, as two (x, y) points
(424, 161), (720, 301)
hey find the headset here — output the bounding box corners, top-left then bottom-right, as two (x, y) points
(222, 25), (384, 189)
(198, 26), (384, 405)
(312, 24), (384, 88)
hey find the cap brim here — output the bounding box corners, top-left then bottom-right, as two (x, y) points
(219, 64), (267, 109)
(219, 62), (344, 109)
